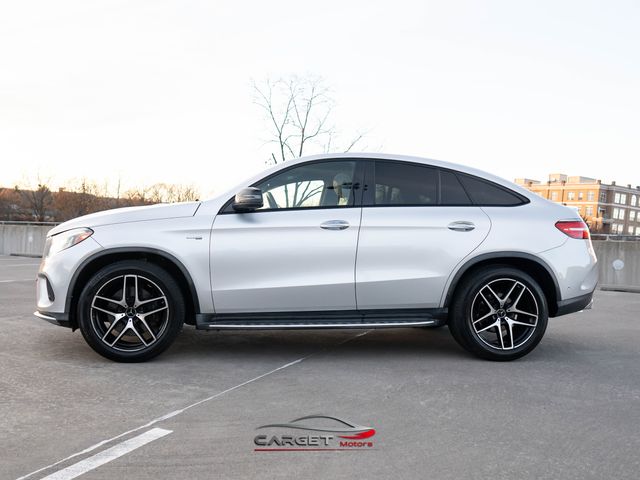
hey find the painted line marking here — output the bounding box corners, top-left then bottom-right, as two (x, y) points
(40, 428), (172, 480)
(0, 279), (33, 283)
(16, 331), (370, 480)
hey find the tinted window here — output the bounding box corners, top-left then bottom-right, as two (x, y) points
(440, 170), (471, 205)
(374, 161), (437, 206)
(255, 161), (357, 210)
(458, 174), (525, 206)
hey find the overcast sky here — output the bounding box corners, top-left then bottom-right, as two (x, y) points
(1, 0), (639, 198)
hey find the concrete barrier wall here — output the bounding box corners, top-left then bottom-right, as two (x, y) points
(0, 224), (51, 256)
(0, 226), (638, 291)
(592, 240), (640, 292)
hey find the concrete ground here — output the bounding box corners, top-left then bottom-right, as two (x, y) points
(1, 255), (639, 480)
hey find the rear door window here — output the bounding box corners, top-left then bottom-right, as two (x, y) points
(373, 161), (438, 206)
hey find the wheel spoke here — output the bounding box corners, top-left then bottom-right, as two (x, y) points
(101, 315), (126, 341)
(95, 295), (126, 307)
(136, 317), (157, 342)
(92, 304), (120, 317)
(510, 285), (527, 311)
(123, 275), (139, 306)
(505, 321), (515, 350)
(485, 284), (504, 307)
(476, 319), (500, 334)
(129, 323), (149, 347)
(507, 317), (537, 328)
(479, 291), (498, 312)
(503, 281), (520, 307)
(139, 305), (168, 319)
(497, 320), (506, 349)
(507, 307), (538, 319)
(473, 311), (495, 325)
(109, 324), (130, 347)
(135, 295), (166, 308)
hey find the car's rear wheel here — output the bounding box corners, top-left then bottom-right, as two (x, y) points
(77, 260), (184, 362)
(448, 266), (548, 361)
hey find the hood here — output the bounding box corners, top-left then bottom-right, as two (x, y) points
(47, 202), (201, 236)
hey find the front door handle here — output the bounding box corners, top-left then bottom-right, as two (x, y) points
(448, 221), (475, 232)
(320, 220), (350, 230)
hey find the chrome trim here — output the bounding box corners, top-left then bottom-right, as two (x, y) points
(204, 320), (436, 329)
(34, 311), (58, 322)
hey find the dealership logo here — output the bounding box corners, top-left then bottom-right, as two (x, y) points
(253, 415), (376, 451)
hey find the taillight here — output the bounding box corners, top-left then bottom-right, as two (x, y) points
(555, 220), (590, 239)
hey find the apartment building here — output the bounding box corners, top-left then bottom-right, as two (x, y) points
(515, 174), (640, 235)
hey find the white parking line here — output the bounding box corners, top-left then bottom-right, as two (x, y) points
(0, 279), (33, 283)
(40, 428), (172, 480)
(16, 331), (369, 480)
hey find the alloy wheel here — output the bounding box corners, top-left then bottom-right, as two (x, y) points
(90, 274), (170, 352)
(470, 278), (539, 351)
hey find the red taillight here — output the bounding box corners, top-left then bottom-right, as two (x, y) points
(555, 220), (590, 239)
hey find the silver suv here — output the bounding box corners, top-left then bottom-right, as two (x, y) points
(35, 154), (598, 362)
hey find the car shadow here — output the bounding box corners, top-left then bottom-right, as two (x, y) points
(162, 326), (468, 362)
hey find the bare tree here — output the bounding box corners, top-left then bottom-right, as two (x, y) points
(253, 75), (368, 207)
(54, 179), (111, 221)
(253, 75), (367, 165)
(15, 180), (53, 222)
(125, 183), (199, 205)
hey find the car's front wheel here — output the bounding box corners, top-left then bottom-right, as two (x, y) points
(77, 260), (185, 362)
(448, 266), (548, 361)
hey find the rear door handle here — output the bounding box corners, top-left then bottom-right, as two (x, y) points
(448, 221), (475, 232)
(320, 220), (350, 230)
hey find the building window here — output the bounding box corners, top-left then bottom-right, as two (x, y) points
(587, 191), (595, 201)
(631, 210), (637, 222)
(612, 223), (623, 234)
(551, 191), (558, 201)
(613, 208), (625, 220)
(629, 226), (635, 235)
(567, 191), (575, 201)
(600, 192), (607, 203)
(614, 193), (627, 204)
(578, 191), (583, 200)
(636, 227), (640, 236)
(585, 206), (594, 216)
(632, 195), (637, 207)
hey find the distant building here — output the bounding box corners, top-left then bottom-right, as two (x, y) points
(515, 174), (640, 235)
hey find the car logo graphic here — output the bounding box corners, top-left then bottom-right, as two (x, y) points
(257, 415), (376, 440)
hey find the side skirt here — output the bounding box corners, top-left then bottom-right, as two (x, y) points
(195, 308), (448, 330)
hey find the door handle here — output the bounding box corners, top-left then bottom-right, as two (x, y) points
(448, 221), (475, 232)
(320, 220), (350, 230)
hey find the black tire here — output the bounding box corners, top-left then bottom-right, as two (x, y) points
(77, 260), (185, 362)
(448, 266), (548, 361)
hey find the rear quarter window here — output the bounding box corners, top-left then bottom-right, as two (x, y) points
(457, 174), (528, 206)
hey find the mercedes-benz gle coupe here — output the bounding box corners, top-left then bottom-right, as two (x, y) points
(35, 154), (598, 362)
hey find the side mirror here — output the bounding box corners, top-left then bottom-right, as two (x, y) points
(232, 187), (263, 212)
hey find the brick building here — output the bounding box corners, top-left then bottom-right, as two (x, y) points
(515, 174), (640, 235)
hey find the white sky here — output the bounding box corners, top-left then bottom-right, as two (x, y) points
(1, 0), (639, 198)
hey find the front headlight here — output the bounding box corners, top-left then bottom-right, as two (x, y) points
(44, 228), (94, 258)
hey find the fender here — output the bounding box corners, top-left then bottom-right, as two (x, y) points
(65, 247), (201, 317)
(442, 251), (562, 308)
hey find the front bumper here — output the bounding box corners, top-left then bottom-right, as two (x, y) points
(34, 310), (72, 328)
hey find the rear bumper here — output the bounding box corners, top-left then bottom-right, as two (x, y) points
(553, 291), (594, 317)
(34, 311), (72, 328)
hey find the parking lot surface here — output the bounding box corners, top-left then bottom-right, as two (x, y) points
(1, 254), (639, 479)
